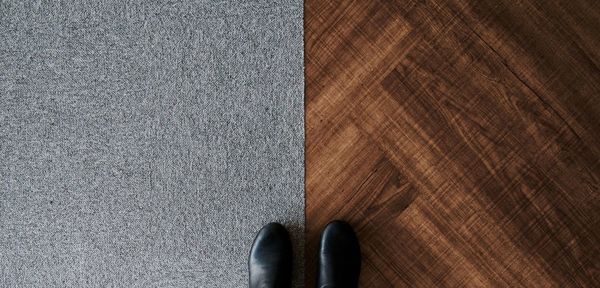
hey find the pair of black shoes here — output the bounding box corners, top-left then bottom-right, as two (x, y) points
(249, 220), (361, 288)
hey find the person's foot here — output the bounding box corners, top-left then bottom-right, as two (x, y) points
(249, 222), (293, 288)
(317, 220), (361, 288)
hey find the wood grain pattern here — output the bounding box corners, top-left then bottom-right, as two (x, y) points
(305, 0), (600, 287)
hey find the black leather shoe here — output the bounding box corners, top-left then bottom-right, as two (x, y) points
(317, 220), (361, 288)
(249, 222), (293, 288)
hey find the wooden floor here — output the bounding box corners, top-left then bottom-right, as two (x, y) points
(305, 0), (600, 286)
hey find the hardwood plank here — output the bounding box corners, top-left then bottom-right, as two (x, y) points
(306, 0), (600, 286)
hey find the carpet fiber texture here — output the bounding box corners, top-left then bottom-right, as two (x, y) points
(0, 1), (304, 287)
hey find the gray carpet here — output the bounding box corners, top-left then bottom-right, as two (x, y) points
(0, 1), (304, 287)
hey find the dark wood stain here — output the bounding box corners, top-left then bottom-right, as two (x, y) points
(305, 0), (600, 286)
